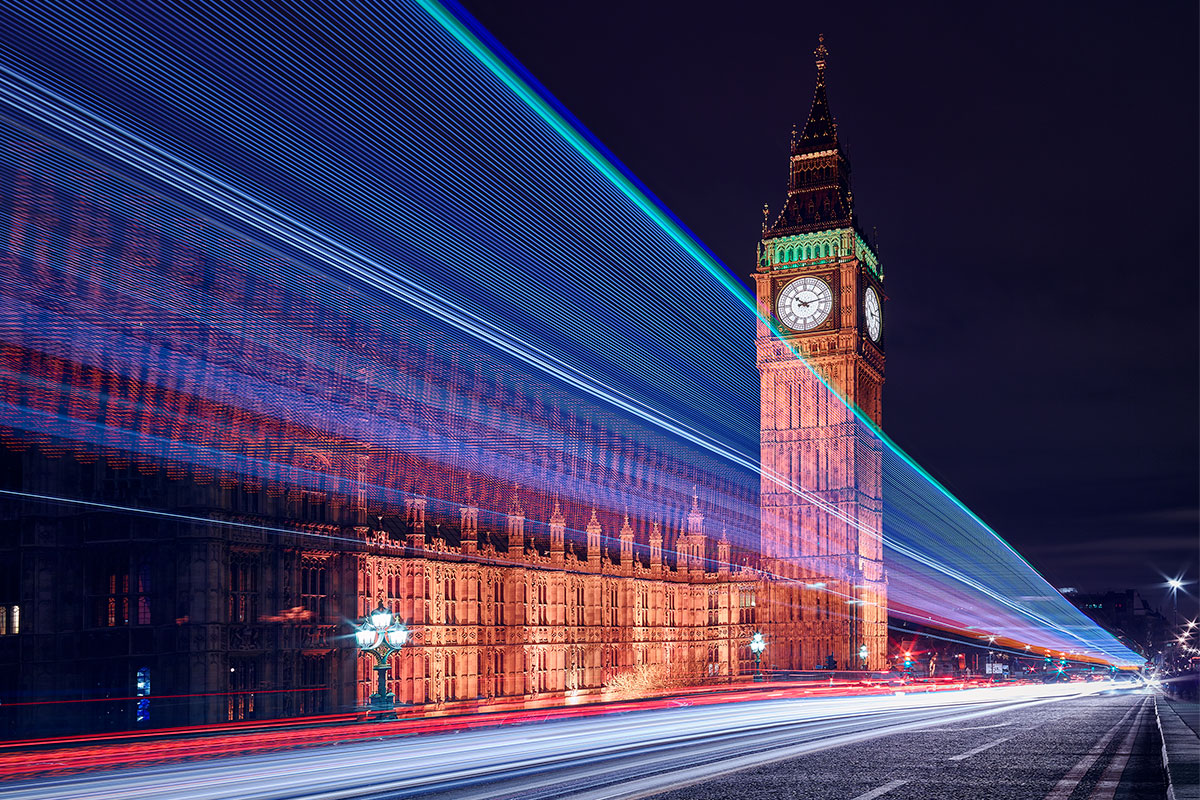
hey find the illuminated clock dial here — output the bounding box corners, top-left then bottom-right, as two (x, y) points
(863, 286), (882, 342)
(777, 276), (833, 331)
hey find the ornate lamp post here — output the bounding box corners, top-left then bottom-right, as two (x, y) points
(354, 602), (410, 718)
(750, 632), (766, 682)
(858, 644), (869, 670)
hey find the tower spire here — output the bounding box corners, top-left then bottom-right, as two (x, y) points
(766, 33), (854, 237)
(795, 33), (838, 154)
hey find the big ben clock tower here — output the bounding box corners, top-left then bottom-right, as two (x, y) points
(756, 36), (886, 671)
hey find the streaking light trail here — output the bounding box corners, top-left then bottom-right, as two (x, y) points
(0, 0), (1141, 741)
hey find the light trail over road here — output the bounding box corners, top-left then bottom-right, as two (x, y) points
(1, 683), (1157, 800)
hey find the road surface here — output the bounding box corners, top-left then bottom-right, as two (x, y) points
(1, 682), (1162, 800)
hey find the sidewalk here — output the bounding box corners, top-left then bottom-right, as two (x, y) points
(1165, 694), (1200, 737)
(1157, 693), (1200, 800)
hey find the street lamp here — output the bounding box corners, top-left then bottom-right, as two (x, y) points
(1167, 578), (1184, 627)
(858, 644), (869, 669)
(750, 632), (766, 682)
(354, 602), (410, 718)
(1165, 578), (1186, 666)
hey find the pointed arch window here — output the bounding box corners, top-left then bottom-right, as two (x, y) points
(136, 667), (150, 722)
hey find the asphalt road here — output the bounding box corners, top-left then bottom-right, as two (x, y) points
(646, 689), (1164, 800)
(1, 683), (1162, 800)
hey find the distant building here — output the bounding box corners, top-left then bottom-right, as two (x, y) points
(1061, 588), (1168, 658)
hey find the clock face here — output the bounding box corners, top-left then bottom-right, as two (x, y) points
(777, 276), (833, 332)
(864, 286), (882, 342)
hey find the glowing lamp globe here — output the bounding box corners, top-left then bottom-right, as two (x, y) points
(370, 604), (393, 631)
(355, 627), (381, 650)
(750, 633), (766, 655)
(385, 626), (409, 648)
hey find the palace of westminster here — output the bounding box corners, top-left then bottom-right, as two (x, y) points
(0, 38), (888, 734)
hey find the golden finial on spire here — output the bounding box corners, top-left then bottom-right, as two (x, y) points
(814, 33), (828, 81)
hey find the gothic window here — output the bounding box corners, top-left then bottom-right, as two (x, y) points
(536, 582), (548, 626)
(228, 658), (257, 721)
(785, 247), (794, 262)
(823, 243), (830, 257)
(423, 655), (431, 702)
(443, 653), (456, 700)
(445, 578), (457, 624)
(573, 583), (585, 625)
(135, 667), (150, 723)
(230, 558), (260, 624)
(90, 555), (151, 628)
(300, 655), (329, 716)
(739, 590), (757, 625)
(494, 581), (505, 625)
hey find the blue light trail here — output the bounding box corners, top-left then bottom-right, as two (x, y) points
(0, 0), (1142, 666)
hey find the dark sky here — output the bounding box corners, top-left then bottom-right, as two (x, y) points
(460, 0), (1199, 620)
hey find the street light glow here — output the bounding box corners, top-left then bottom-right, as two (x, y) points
(370, 604), (394, 630)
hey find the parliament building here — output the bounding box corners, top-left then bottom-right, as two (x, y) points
(0, 37), (886, 736)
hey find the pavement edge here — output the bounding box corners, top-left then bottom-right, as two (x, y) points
(1155, 693), (1200, 800)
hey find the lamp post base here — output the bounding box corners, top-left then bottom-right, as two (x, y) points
(369, 663), (397, 719)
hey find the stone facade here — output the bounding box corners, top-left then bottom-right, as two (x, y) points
(754, 36), (888, 671)
(351, 492), (846, 713)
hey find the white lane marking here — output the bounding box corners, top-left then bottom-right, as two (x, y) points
(948, 736), (1012, 761)
(849, 779), (911, 800)
(1043, 697), (1145, 800)
(1087, 701), (1149, 800)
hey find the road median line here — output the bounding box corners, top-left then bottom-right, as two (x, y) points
(947, 736), (1011, 761)
(849, 778), (910, 800)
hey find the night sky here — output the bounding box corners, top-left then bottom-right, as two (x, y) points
(460, 0), (1199, 619)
